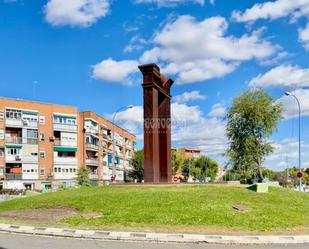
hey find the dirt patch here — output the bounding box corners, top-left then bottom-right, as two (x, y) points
(0, 207), (78, 222)
(81, 212), (102, 219)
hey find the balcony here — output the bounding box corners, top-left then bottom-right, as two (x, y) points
(54, 139), (77, 147)
(6, 173), (22, 180)
(85, 127), (99, 135)
(22, 120), (38, 128)
(5, 136), (22, 144)
(5, 136), (38, 145)
(54, 156), (78, 165)
(85, 158), (99, 166)
(5, 154), (22, 163)
(5, 118), (23, 127)
(89, 173), (99, 180)
(85, 143), (98, 151)
(53, 123), (77, 132)
(22, 155), (38, 163)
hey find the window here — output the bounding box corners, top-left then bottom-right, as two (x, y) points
(57, 151), (75, 158)
(0, 166), (3, 176)
(6, 109), (22, 120)
(31, 152), (38, 156)
(0, 112), (4, 121)
(0, 129), (3, 140)
(27, 129), (38, 139)
(39, 132), (45, 141)
(39, 150), (45, 158)
(7, 148), (21, 155)
(0, 148), (4, 157)
(39, 116), (45, 125)
(53, 115), (76, 125)
(40, 168), (45, 176)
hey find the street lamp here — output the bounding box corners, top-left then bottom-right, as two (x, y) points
(284, 91), (302, 191)
(111, 105), (134, 182)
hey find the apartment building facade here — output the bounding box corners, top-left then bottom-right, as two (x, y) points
(78, 112), (135, 184)
(171, 148), (201, 160)
(0, 98), (136, 190)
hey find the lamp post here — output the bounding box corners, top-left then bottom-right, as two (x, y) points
(284, 91), (302, 191)
(205, 161), (208, 183)
(111, 105), (134, 182)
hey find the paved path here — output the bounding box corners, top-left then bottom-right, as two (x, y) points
(0, 233), (308, 249)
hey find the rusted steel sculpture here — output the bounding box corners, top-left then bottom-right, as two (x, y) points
(139, 63), (173, 183)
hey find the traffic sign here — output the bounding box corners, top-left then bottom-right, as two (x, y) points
(172, 176), (179, 183)
(297, 172), (302, 178)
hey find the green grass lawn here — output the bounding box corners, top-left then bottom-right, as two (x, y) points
(0, 184), (309, 234)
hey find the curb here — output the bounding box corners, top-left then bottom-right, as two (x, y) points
(0, 224), (309, 244)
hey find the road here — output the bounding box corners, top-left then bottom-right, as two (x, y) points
(0, 233), (308, 249)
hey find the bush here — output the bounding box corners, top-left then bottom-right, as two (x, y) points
(77, 166), (91, 186)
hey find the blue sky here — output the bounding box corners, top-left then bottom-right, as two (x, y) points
(1, 0), (309, 170)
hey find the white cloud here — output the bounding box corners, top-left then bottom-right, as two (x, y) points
(94, 15), (276, 85)
(134, 0), (204, 7)
(124, 35), (147, 53)
(172, 90), (206, 103)
(299, 23), (309, 50)
(232, 0), (309, 50)
(277, 88), (309, 119)
(232, 0), (309, 23)
(139, 15), (276, 84)
(259, 51), (288, 67)
(209, 0), (215, 5)
(92, 58), (139, 85)
(208, 103), (226, 118)
(265, 138), (309, 171)
(110, 101), (227, 158)
(249, 64), (309, 88)
(45, 0), (110, 27)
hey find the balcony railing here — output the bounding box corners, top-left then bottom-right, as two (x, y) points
(5, 136), (22, 144)
(53, 123), (77, 132)
(85, 143), (98, 151)
(85, 158), (99, 166)
(85, 127), (99, 135)
(54, 139), (77, 147)
(54, 157), (78, 164)
(22, 120), (38, 128)
(6, 173), (22, 180)
(5, 118), (23, 127)
(89, 173), (99, 180)
(5, 136), (38, 145)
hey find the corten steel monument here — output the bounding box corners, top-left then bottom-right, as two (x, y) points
(139, 63), (174, 183)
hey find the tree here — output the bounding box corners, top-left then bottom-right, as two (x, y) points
(128, 149), (144, 182)
(226, 89), (283, 182)
(171, 151), (185, 175)
(181, 158), (194, 181)
(77, 166), (91, 186)
(193, 156), (219, 182)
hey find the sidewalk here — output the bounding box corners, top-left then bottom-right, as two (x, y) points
(0, 223), (309, 245)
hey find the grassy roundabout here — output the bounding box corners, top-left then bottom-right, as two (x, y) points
(0, 184), (308, 234)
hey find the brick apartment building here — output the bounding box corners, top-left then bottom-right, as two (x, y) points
(0, 97), (136, 190)
(171, 148), (201, 160)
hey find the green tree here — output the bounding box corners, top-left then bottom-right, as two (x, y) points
(171, 151), (185, 175)
(193, 156), (219, 182)
(181, 158), (194, 181)
(128, 149), (144, 182)
(226, 89), (283, 182)
(77, 166), (91, 186)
